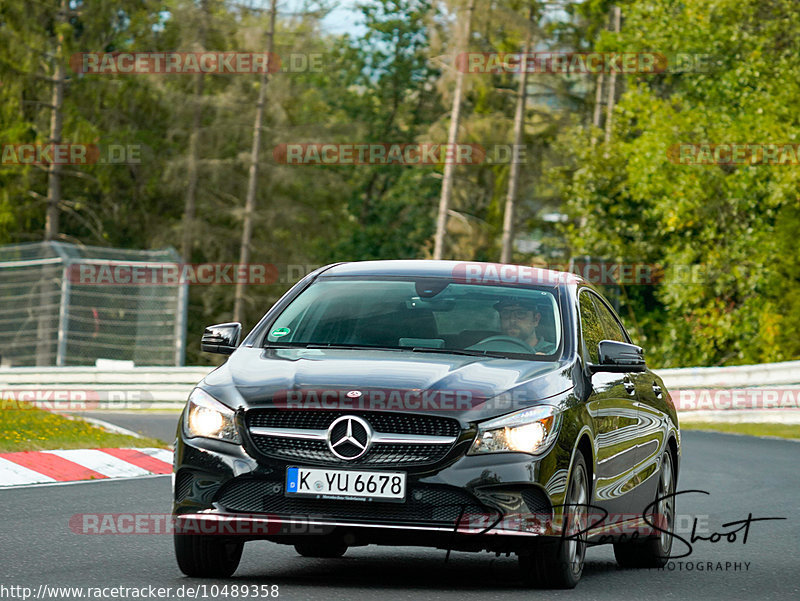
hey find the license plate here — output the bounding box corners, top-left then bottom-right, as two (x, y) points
(286, 467), (406, 502)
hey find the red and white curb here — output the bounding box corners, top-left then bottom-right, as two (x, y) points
(0, 448), (172, 487)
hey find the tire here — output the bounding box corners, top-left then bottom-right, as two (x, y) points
(294, 540), (348, 558)
(174, 533), (244, 577)
(519, 452), (589, 589)
(614, 450), (675, 568)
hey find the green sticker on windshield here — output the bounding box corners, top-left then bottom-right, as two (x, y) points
(271, 327), (290, 338)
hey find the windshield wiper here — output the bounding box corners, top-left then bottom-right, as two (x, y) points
(264, 342), (517, 359)
(304, 343), (412, 352)
(409, 347), (512, 359)
(264, 342), (399, 350)
(266, 342), (420, 352)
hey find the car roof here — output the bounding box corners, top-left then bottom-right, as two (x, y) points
(320, 260), (584, 288)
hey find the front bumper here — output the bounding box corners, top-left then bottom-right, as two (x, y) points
(173, 414), (574, 549)
(174, 509), (554, 540)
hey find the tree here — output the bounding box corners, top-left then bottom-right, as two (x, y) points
(234, 0), (277, 324)
(500, 2), (535, 263)
(556, 0), (800, 366)
(433, 0), (475, 259)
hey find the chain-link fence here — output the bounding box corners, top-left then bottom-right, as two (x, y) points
(0, 242), (187, 367)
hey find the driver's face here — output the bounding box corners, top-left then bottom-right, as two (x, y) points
(499, 305), (540, 339)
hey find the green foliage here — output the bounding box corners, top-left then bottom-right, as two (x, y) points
(1, 0), (797, 368)
(555, 0), (800, 367)
(323, 0), (443, 261)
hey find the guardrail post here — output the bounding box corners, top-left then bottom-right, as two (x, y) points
(55, 261), (71, 367)
(175, 280), (188, 366)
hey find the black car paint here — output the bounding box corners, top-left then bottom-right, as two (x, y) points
(173, 260), (680, 551)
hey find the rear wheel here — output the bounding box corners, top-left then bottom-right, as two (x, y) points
(174, 533), (244, 577)
(519, 452), (588, 589)
(614, 450), (675, 568)
(294, 540), (348, 558)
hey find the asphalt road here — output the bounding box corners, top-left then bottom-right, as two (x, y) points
(2, 431), (797, 600)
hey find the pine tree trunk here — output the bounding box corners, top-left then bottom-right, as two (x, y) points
(44, 0), (67, 241)
(591, 72), (604, 146)
(432, 0), (475, 260)
(500, 4), (534, 264)
(181, 1), (209, 262)
(234, 0), (277, 324)
(38, 0), (67, 366)
(603, 5), (622, 150)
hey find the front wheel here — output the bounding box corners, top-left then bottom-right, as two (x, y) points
(174, 533), (244, 577)
(614, 450), (675, 568)
(519, 452), (589, 589)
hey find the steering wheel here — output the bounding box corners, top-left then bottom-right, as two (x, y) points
(467, 335), (535, 353)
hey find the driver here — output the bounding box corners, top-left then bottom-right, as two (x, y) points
(495, 297), (556, 354)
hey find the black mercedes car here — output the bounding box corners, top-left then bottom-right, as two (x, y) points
(173, 260), (680, 588)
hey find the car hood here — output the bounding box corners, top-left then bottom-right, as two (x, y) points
(202, 347), (574, 422)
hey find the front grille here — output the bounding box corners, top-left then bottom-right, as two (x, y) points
(215, 478), (488, 526)
(249, 438), (453, 465)
(245, 409), (462, 466)
(247, 409), (460, 437)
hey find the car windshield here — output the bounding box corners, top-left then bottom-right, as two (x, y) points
(263, 277), (562, 359)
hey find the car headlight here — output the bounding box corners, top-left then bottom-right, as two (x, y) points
(468, 404), (561, 456)
(184, 388), (240, 444)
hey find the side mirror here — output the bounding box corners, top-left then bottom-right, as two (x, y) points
(201, 322), (242, 355)
(590, 340), (646, 373)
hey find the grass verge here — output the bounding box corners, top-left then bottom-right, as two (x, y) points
(681, 421), (800, 440)
(0, 403), (168, 452)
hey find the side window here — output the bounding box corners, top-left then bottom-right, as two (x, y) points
(578, 291), (604, 364)
(592, 296), (628, 343)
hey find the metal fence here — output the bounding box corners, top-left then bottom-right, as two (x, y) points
(0, 242), (187, 367)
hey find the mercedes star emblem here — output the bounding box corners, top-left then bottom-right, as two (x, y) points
(326, 415), (372, 460)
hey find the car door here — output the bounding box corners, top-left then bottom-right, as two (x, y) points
(578, 289), (642, 515)
(590, 294), (658, 511)
(628, 366), (673, 507)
